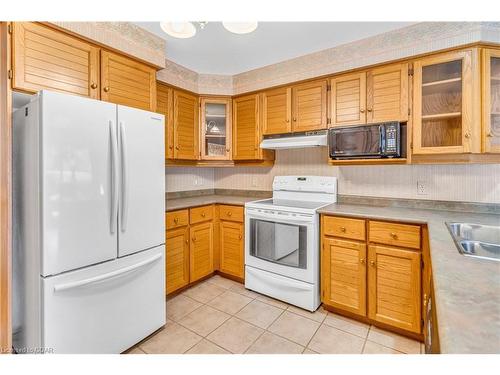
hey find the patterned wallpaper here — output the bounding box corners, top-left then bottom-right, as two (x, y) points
(166, 148), (500, 204)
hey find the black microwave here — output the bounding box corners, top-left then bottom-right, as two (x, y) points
(328, 122), (406, 159)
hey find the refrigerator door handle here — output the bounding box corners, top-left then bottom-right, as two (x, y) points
(119, 121), (128, 232)
(109, 121), (119, 234)
(53, 253), (162, 292)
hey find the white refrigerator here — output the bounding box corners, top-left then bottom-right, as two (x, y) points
(12, 91), (166, 354)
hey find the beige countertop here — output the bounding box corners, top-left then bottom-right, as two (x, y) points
(318, 203), (500, 354)
(166, 194), (500, 353)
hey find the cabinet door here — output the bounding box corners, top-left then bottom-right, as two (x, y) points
(200, 97), (232, 160)
(189, 222), (214, 282)
(321, 238), (367, 316)
(292, 80), (328, 132)
(413, 50), (479, 154)
(367, 63), (408, 123)
(330, 72), (366, 126)
(173, 90), (199, 160)
(166, 226), (189, 294)
(219, 221), (244, 279)
(233, 94), (260, 160)
(262, 87), (292, 135)
(368, 245), (421, 334)
(482, 48), (500, 153)
(100, 50), (156, 111)
(12, 22), (99, 98)
(157, 82), (174, 159)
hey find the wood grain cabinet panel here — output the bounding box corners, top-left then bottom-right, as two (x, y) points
(189, 222), (214, 283)
(157, 82), (174, 159)
(291, 80), (328, 132)
(368, 244), (421, 334)
(166, 226), (190, 294)
(262, 87), (292, 135)
(218, 205), (244, 222)
(173, 90), (199, 160)
(369, 221), (421, 249)
(482, 48), (500, 153)
(330, 72), (366, 126)
(322, 216), (366, 241)
(367, 63), (408, 123)
(322, 238), (367, 316)
(12, 22), (100, 98)
(100, 50), (156, 111)
(166, 209), (189, 230)
(219, 221), (244, 279)
(233, 94), (260, 160)
(190, 205), (214, 225)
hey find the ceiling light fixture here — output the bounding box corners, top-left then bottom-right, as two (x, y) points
(160, 22), (197, 39)
(222, 22), (258, 34)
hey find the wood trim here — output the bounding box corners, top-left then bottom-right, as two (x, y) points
(200, 97), (232, 161)
(0, 21), (12, 353)
(482, 48), (500, 153)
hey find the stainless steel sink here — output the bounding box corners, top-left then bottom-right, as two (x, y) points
(446, 222), (500, 262)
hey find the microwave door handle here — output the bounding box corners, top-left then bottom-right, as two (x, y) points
(379, 124), (385, 156)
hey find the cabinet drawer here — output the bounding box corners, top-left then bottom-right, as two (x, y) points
(369, 221), (421, 249)
(219, 205), (244, 222)
(323, 216), (366, 241)
(166, 210), (189, 229)
(190, 205), (214, 224)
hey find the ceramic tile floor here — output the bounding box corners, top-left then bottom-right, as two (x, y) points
(126, 275), (425, 354)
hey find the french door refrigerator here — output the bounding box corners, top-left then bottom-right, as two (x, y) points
(12, 91), (166, 354)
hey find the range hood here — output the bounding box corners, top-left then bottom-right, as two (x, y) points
(260, 130), (328, 150)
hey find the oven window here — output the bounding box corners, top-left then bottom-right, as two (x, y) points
(249, 218), (307, 269)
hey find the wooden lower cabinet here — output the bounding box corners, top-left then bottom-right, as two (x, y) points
(219, 221), (244, 278)
(165, 226), (190, 294)
(189, 221), (214, 283)
(321, 214), (425, 338)
(321, 238), (366, 316)
(368, 244), (421, 334)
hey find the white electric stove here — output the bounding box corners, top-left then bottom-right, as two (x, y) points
(244, 176), (337, 311)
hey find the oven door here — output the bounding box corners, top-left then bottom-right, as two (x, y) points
(329, 124), (382, 158)
(245, 209), (318, 283)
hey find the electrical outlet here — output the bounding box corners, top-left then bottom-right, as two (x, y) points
(417, 181), (428, 195)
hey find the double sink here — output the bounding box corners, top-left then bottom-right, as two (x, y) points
(447, 222), (500, 262)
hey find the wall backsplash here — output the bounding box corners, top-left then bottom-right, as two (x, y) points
(166, 149), (500, 204)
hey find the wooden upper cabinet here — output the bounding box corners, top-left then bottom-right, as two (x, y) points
(262, 87), (292, 135)
(291, 80), (328, 132)
(233, 94), (261, 160)
(200, 97), (232, 160)
(366, 63), (408, 123)
(413, 49), (480, 154)
(12, 22), (100, 98)
(322, 238), (367, 316)
(330, 72), (366, 126)
(368, 244), (421, 334)
(100, 50), (156, 111)
(482, 48), (500, 153)
(165, 226), (190, 294)
(189, 222), (214, 283)
(219, 221), (244, 279)
(173, 90), (199, 160)
(157, 82), (173, 159)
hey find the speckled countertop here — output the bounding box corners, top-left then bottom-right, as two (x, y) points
(317, 203), (500, 354)
(166, 194), (500, 353)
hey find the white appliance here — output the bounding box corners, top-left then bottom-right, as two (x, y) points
(244, 176), (337, 311)
(260, 130), (328, 149)
(12, 91), (166, 354)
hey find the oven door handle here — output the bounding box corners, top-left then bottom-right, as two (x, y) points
(246, 211), (313, 225)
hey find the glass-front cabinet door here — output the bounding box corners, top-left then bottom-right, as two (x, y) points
(483, 49), (500, 153)
(413, 50), (478, 154)
(200, 97), (232, 160)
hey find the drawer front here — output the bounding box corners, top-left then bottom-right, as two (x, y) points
(190, 205), (214, 224)
(323, 216), (366, 241)
(369, 221), (421, 249)
(166, 210), (189, 229)
(218, 205), (244, 222)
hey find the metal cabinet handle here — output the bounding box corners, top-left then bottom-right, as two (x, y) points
(487, 132), (494, 138)
(370, 260), (376, 267)
(367, 108), (373, 112)
(185, 239), (189, 244)
(201, 212), (206, 218)
(227, 212), (232, 216)
(423, 293), (428, 308)
(173, 218), (179, 224)
(465, 131), (471, 139)
(286, 119), (290, 123)
(175, 146), (180, 150)
(293, 117), (297, 122)
(340, 226), (346, 233)
(390, 232), (398, 239)
(360, 258), (365, 264)
(90, 83), (97, 89)
(238, 234), (242, 240)
(103, 86), (110, 93)
(192, 237), (197, 242)
(169, 145), (173, 150)
(360, 109), (365, 113)
(226, 148), (230, 152)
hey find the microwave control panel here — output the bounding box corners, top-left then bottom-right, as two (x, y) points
(385, 125), (398, 154)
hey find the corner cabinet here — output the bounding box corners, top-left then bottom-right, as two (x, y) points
(482, 48), (500, 153)
(100, 50), (157, 111)
(200, 97), (232, 160)
(413, 49), (480, 154)
(173, 90), (199, 160)
(11, 22), (100, 98)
